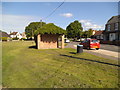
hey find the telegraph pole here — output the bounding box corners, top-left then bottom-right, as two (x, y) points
(40, 19), (42, 28)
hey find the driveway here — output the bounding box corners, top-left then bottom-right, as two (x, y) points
(65, 42), (119, 60)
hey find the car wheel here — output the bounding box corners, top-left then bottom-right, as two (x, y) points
(96, 48), (99, 50)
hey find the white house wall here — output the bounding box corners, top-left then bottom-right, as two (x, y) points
(10, 32), (22, 39)
(109, 33), (116, 41)
(16, 33), (22, 39)
(10, 35), (16, 38)
(100, 34), (103, 39)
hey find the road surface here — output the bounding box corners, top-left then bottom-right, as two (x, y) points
(100, 44), (119, 52)
(65, 42), (119, 60)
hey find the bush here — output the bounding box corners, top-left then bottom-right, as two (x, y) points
(2, 37), (8, 41)
(20, 38), (26, 41)
(12, 37), (19, 40)
(22, 38), (26, 40)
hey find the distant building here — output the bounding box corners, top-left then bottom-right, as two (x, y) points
(103, 15), (120, 41)
(35, 23), (65, 49)
(92, 30), (97, 35)
(2, 32), (10, 37)
(22, 32), (27, 39)
(94, 30), (104, 40)
(1, 31), (10, 41)
(10, 32), (22, 39)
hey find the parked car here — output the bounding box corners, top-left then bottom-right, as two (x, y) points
(80, 39), (100, 50)
(65, 39), (70, 43)
(80, 38), (85, 41)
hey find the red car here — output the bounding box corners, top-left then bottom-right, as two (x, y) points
(80, 39), (100, 50)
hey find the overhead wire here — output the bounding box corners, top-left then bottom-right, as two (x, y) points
(30, 1), (65, 37)
(42, 0), (65, 20)
(38, 0), (65, 29)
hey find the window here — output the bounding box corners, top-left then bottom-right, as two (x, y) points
(107, 25), (111, 31)
(115, 23), (118, 31)
(91, 40), (99, 43)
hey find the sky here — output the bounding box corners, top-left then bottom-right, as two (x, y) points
(1, 1), (118, 33)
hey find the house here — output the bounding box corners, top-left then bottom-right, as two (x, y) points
(92, 30), (97, 35)
(103, 15), (120, 41)
(10, 32), (22, 39)
(1, 31), (10, 41)
(93, 30), (104, 40)
(2, 32), (10, 37)
(22, 32), (27, 39)
(34, 23), (66, 49)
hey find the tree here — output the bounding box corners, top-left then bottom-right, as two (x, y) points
(66, 20), (83, 40)
(25, 22), (46, 39)
(87, 28), (93, 38)
(81, 31), (88, 38)
(81, 28), (94, 38)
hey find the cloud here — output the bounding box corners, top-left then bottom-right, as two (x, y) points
(79, 20), (104, 30)
(1, 14), (41, 33)
(60, 13), (73, 18)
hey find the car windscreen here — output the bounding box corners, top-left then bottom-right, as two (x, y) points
(91, 40), (99, 43)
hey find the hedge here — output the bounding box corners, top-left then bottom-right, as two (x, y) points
(2, 37), (8, 41)
(12, 37), (19, 40)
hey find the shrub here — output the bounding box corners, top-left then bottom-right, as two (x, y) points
(12, 37), (19, 40)
(2, 37), (8, 41)
(20, 38), (26, 41)
(22, 38), (26, 40)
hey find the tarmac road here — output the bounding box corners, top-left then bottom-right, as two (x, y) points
(100, 44), (119, 52)
(65, 42), (119, 60)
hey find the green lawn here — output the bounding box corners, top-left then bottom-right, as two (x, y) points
(2, 41), (119, 88)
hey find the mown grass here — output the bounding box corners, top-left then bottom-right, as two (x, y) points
(2, 41), (119, 88)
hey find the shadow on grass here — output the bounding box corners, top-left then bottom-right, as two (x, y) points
(60, 54), (120, 67)
(69, 52), (77, 54)
(28, 45), (37, 49)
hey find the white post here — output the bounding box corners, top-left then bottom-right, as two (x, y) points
(37, 34), (40, 49)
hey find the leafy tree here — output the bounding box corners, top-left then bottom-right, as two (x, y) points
(82, 31), (88, 38)
(66, 20), (83, 40)
(81, 28), (93, 38)
(25, 22), (46, 38)
(87, 28), (93, 37)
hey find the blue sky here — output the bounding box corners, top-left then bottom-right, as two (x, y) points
(1, 2), (118, 33)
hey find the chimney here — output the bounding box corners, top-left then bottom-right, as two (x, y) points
(10, 31), (12, 34)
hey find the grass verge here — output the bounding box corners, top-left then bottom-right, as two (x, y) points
(2, 41), (119, 88)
